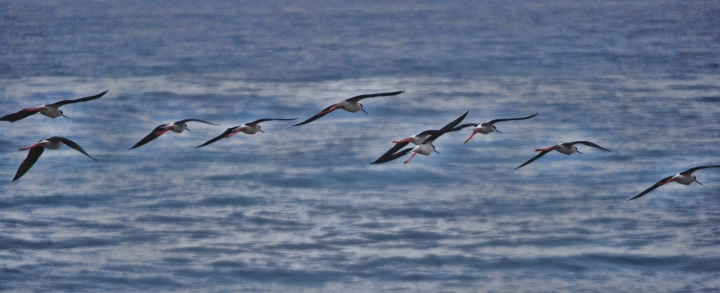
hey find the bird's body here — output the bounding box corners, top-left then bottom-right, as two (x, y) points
(294, 91), (404, 126)
(196, 118), (297, 148)
(455, 113), (538, 143)
(1, 90), (108, 122)
(372, 110), (469, 164)
(514, 141), (611, 169)
(627, 165), (720, 200)
(391, 130), (439, 145)
(131, 119), (218, 149)
(12, 136), (97, 181)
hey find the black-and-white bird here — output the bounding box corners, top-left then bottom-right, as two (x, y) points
(1, 90), (108, 122)
(12, 136), (97, 181)
(627, 165), (720, 201)
(195, 118), (297, 148)
(130, 119), (219, 149)
(372, 110), (469, 164)
(293, 91), (404, 126)
(455, 113), (538, 143)
(514, 141), (612, 169)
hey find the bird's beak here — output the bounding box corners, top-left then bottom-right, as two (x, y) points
(259, 130), (265, 133)
(576, 150), (583, 154)
(494, 128), (502, 133)
(185, 127), (190, 132)
(62, 114), (70, 119)
(434, 150), (440, 154)
(361, 109), (368, 114)
(695, 179), (703, 185)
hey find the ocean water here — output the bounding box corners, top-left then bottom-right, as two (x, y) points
(1, 1), (720, 292)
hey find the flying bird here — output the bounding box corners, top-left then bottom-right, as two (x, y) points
(12, 136), (97, 181)
(1, 90), (108, 122)
(372, 110), (469, 164)
(130, 119), (219, 149)
(195, 117), (297, 148)
(627, 165), (720, 201)
(293, 91), (404, 126)
(514, 141), (612, 169)
(455, 113), (538, 143)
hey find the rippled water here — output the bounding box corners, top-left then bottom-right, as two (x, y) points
(2, 1), (720, 292)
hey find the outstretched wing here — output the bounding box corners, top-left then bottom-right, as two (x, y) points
(487, 113), (538, 125)
(627, 175), (674, 201)
(293, 104), (336, 126)
(247, 117), (298, 125)
(681, 165), (720, 175)
(371, 147), (413, 164)
(13, 147), (44, 181)
(345, 91), (404, 103)
(195, 128), (236, 148)
(567, 141), (612, 152)
(449, 123), (477, 132)
(130, 125), (166, 149)
(177, 118), (219, 125)
(0, 109), (39, 122)
(514, 150), (551, 169)
(53, 137), (97, 160)
(424, 110), (469, 144)
(48, 90), (108, 107)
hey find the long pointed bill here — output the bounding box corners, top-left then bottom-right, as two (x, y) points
(434, 150), (440, 154)
(403, 152), (418, 164)
(62, 114), (70, 119)
(185, 127), (190, 132)
(361, 109), (368, 114)
(695, 179), (703, 185)
(576, 150), (583, 154)
(464, 132), (477, 144)
(19, 143), (40, 151)
(494, 129), (502, 133)
(259, 130), (265, 133)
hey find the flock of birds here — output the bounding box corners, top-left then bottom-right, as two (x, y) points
(3, 90), (719, 201)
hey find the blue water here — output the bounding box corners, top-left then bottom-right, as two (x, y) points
(2, 1), (720, 292)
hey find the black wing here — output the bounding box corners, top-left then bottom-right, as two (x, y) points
(627, 175), (674, 201)
(566, 141), (612, 152)
(371, 147), (413, 164)
(130, 125), (166, 149)
(13, 147), (44, 181)
(177, 118), (219, 125)
(247, 117), (298, 125)
(486, 113), (538, 125)
(48, 90), (108, 107)
(293, 104), (335, 126)
(514, 150), (551, 169)
(345, 91), (404, 103)
(195, 128), (236, 148)
(0, 109), (39, 122)
(449, 123), (477, 132)
(424, 110), (469, 144)
(371, 141), (410, 164)
(416, 129), (441, 137)
(52, 137), (97, 160)
(680, 165), (720, 175)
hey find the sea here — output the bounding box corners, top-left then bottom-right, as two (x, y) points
(1, 1), (720, 292)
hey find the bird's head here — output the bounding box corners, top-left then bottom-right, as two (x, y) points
(359, 103), (368, 114)
(694, 175), (703, 185)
